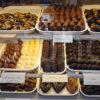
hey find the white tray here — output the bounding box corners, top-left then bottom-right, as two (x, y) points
(0, 5), (43, 34)
(0, 87), (36, 94)
(37, 76), (80, 96)
(40, 43), (67, 74)
(65, 40), (100, 73)
(0, 40), (43, 71)
(36, 6), (86, 35)
(67, 66), (100, 73)
(82, 5), (100, 34)
(0, 73), (37, 94)
(80, 84), (100, 97)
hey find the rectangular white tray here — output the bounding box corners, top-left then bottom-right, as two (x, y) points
(40, 43), (67, 74)
(65, 40), (100, 73)
(82, 5), (100, 34)
(0, 72), (37, 94)
(80, 82), (100, 97)
(0, 5), (43, 34)
(37, 75), (80, 96)
(0, 40), (43, 71)
(36, 6), (87, 35)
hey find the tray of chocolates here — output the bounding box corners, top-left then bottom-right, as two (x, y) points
(80, 79), (100, 97)
(0, 70), (37, 93)
(0, 6), (43, 34)
(40, 40), (66, 73)
(0, 39), (43, 71)
(37, 76), (79, 96)
(36, 5), (86, 35)
(82, 5), (100, 34)
(66, 40), (100, 72)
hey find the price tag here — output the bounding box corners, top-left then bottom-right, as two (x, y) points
(0, 72), (25, 84)
(53, 35), (73, 43)
(70, 0), (77, 6)
(42, 13), (52, 22)
(42, 74), (68, 82)
(5, 98), (32, 100)
(83, 73), (100, 85)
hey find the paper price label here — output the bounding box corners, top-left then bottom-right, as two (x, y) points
(42, 74), (68, 82)
(53, 35), (73, 43)
(83, 73), (100, 85)
(42, 13), (51, 22)
(0, 72), (25, 84)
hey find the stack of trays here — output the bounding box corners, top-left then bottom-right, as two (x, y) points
(37, 40), (80, 96)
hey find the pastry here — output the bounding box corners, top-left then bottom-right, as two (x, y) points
(52, 82), (66, 93)
(66, 78), (78, 94)
(40, 82), (51, 93)
(41, 41), (65, 72)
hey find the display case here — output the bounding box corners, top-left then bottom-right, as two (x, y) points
(0, 0), (100, 100)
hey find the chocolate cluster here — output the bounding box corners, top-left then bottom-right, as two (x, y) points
(0, 40), (22, 68)
(85, 9), (100, 32)
(40, 78), (78, 94)
(0, 12), (38, 30)
(39, 5), (84, 31)
(41, 41), (64, 72)
(66, 40), (100, 70)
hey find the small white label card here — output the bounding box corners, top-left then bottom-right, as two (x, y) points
(53, 35), (73, 43)
(0, 72), (26, 84)
(42, 13), (52, 22)
(83, 73), (100, 85)
(70, 0), (77, 6)
(42, 74), (68, 82)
